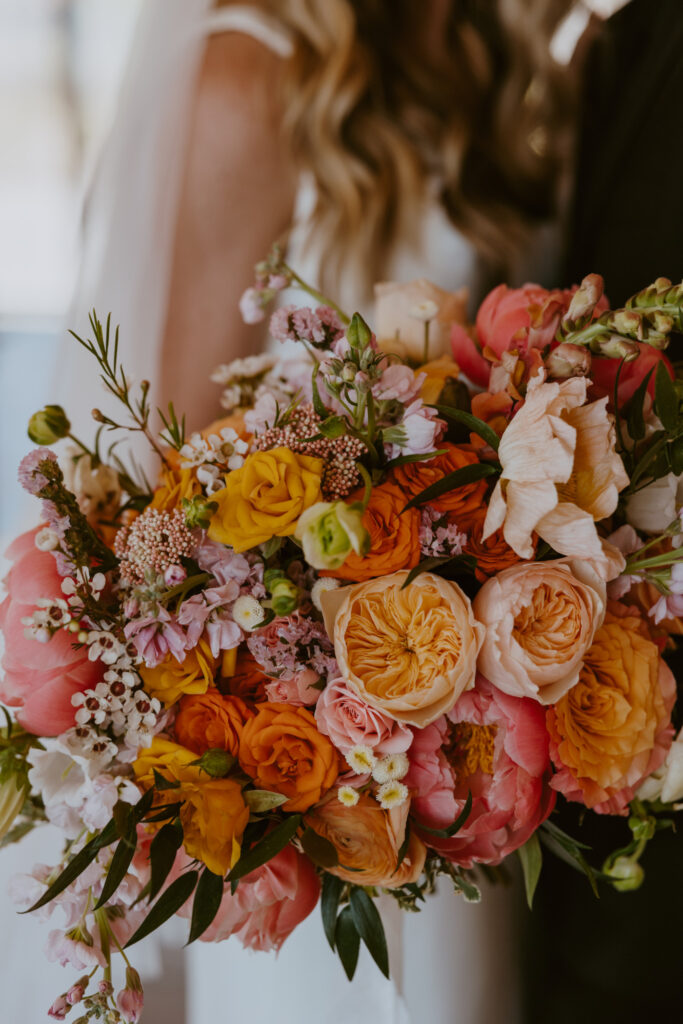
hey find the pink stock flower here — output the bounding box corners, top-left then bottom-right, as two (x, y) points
(47, 995), (69, 1020)
(315, 679), (414, 754)
(124, 607), (187, 667)
(239, 287), (266, 324)
(178, 845), (320, 952)
(408, 677), (555, 867)
(373, 363), (424, 404)
(116, 968), (144, 1023)
(0, 528), (102, 735)
(265, 668), (322, 706)
(45, 928), (105, 971)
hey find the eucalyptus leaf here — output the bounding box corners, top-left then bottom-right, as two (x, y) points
(188, 868), (225, 944)
(335, 906), (360, 981)
(321, 873), (343, 950)
(149, 820), (184, 901)
(244, 790), (288, 813)
(655, 360), (679, 433)
(403, 463), (497, 512)
(126, 870), (199, 948)
(429, 405), (501, 452)
(228, 815), (302, 888)
(349, 888), (389, 979)
(300, 827), (339, 869)
(517, 833), (543, 909)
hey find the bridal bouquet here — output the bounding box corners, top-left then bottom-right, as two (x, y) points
(2, 247), (683, 1021)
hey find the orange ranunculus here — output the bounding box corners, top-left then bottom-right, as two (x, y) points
(323, 481), (420, 583)
(469, 391), (513, 452)
(390, 443), (488, 523)
(134, 737), (248, 875)
(151, 465), (201, 513)
(218, 646), (270, 703)
(174, 691), (253, 756)
(547, 603), (676, 814)
(208, 447), (323, 552)
(305, 792), (426, 888)
(464, 506), (533, 582)
(139, 639), (216, 706)
(238, 703), (339, 812)
(322, 571), (484, 727)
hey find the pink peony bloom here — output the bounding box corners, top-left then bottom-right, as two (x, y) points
(408, 677), (555, 867)
(0, 528), (102, 735)
(315, 678), (413, 754)
(265, 668), (322, 706)
(178, 845), (319, 952)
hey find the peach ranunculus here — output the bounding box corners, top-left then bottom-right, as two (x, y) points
(323, 481), (420, 583)
(546, 602), (676, 814)
(174, 691), (253, 756)
(483, 372), (629, 576)
(208, 447), (323, 553)
(374, 278), (467, 363)
(177, 845), (320, 951)
(0, 528), (103, 735)
(390, 443), (488, 523)
(139, 638), (216, 706)
(238, 703), (339, 812)
(322, 571), (484, 727)
(305, 791), (426, 887)
(463, 506), (532, 581)
(134, 737), (249, 875)
(473, 559), (605, 705)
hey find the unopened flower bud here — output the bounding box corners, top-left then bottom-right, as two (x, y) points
(27, 405), (71, 445)
(342, 363), (357, 382)
(191, 748), (235, 778)
(565, 274), (604, 322)
(98, 980), (114, 996)
(67, 982), (86, 1005)
(594, 335), (640, 361)
(545, 342), (592, 380)
(264, 569), (299, 616)
(652, 311), (674, 334)
(91, 408), (105, 422)
(295, 500), (370, 570)
(164, 564), (187, 587)
(346, 312), (373, 351)
(116, 967), (144, 1024)
(609, 309), (642, 335)
(182, 495), (218, 530)
(47, 995), (69, 1020)
(604, 856), (644, 892)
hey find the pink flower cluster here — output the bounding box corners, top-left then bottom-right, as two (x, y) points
(269, 305), (345, 349)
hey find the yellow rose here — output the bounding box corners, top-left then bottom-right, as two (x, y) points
(208, 447), (323, 552)
(151, 465), (200, 513)
(139, 639), (217, 706)
(134, 737), (248, 875)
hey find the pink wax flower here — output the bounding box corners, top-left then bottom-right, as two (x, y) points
(265, 668), (322, 706)
(178, 846), (320, 952)
(315, 679), (413, 754)
(408, 677), (555, 867)
(0, 528), (102, 735)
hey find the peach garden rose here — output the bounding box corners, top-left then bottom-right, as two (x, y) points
(322, 570), (484, 727)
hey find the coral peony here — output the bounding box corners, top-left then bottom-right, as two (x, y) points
(314, 678), (413, 754)
(139, 638), (216, 706)
(174, 691), (253, 756)
(305, 791), (426, 887)
(323, 571), (484, 727)
(0, 528), (102, 735)
(323, 481), (420, 583)
(483, 372), (629, 575)
(547, 603), (675, 814)
(408, 677), (555, 867)
(390, 443), (488, 522)
(473, 559), (605, 705)
(238, 703), (339, 812)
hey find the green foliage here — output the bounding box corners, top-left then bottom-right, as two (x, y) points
(403, 462), (497, 512)
(518, 834), (543, 909)
(188, 868), (225, 943)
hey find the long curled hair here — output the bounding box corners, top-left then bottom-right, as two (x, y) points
(221, 0), (577, 290)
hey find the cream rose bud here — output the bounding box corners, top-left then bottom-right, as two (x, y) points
(374, 279), (467, 363)
(321, 571), (484, 728)
(473, 559), (606, 705)
(294, 501), (370, 570)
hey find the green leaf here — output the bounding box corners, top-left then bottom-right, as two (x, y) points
(228, 815), (302, 888)
(94, 825), (138, 909)
(321, 873), (343, 950)
(517, 833), (543, 909)
(655, 360), (679, 432)
(539, 821), (600, 898)
(670, 434), (683, 476)
(187, 868), (225, 944)
(452, 872), (481, 903)
(416, 791), (473, 838)
(244, 789), (288, 813)
(335, 906), (360, 981)
(318, 416), (347, 440)
(384, 449), (448, 470)
(403, 463), (497, 512)
(348, 888), (389, 979)
(311, 366), (329, 419)
(144, 801), (183, 824)
(260, 536), (282, 559)
(300, 827), (339, 869)
(429, 405), (501, 452)
(625, 367), (655, 442)
(395, 823), (411, 872)
(153, 769), (181, 792)
(24, 820), (118, 913)
(149, 820), (184, 901)
(401, 556), (456, 589)
(126, 870), (199, 948)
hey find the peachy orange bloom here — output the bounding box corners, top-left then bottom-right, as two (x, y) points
(238, 703), (340, 812)
(174, 691), (254, 757)
(464, 505), (534, 582)
(390, 443), (488, 524)
(323, 481), (420, 583)
(305, 792), (426, 888)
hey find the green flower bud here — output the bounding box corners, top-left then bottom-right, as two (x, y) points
(0, 777), (25, 840)
(346, 312), (373, 351)
(604, 855), (644, 892)
(27, 404), (71, 445)
(182, 495), (218, 530)
(191, 748), (235, 778)
(628, 815), (655, 842)
(270, 577), (299, 616)
(295, 500), (370, 570)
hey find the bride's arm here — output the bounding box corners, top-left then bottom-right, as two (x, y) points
(160, 32), (297, 429)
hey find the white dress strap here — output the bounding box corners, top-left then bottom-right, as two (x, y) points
(203, 4), (294, 57)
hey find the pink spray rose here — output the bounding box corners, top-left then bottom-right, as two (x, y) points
(407, 677), (555, 867)
(0, 528), (102, 735)
(265, 668), (322, 707)
(315, 679), (414, 754)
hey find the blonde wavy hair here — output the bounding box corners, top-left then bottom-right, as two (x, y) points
(220, 0), (576, 290)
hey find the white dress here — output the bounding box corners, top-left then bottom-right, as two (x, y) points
(64, 5), (521, 1023)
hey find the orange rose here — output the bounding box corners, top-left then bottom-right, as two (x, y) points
(218, 646), (270, 703)
(305, 792), (426, 888)
(547, 603), (676, 814)
(464, 506), (534, 582)
(239, 703), (339, 812)
(323, 481), (420, 583)
(390, 443), (488, 523)
(174, 691), (253, 756)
